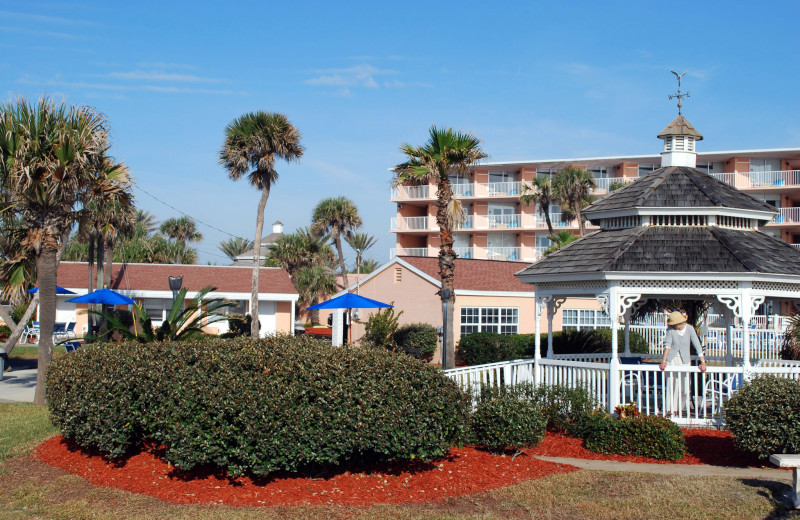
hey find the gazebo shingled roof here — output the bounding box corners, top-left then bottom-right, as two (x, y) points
(585, 166), (774, 214)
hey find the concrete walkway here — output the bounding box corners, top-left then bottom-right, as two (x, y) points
(535, 455), (792, 480)
(0, 358), (37, 403)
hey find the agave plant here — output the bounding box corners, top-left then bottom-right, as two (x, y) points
(87, 285), (236, 343)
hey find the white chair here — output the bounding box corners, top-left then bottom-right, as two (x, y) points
(701, 373), (741, 416)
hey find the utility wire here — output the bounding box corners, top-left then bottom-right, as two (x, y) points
(135, 182), (248, 241)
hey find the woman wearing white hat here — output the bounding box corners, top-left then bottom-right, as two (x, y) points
(659, 311), (707, 416)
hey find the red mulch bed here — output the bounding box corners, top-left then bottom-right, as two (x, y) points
(32, 429), (778, 507)
(33, 436), (577, 507)
(529, 429), (774, 468)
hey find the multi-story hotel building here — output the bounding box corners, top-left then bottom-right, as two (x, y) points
(390, 138), (800, 263)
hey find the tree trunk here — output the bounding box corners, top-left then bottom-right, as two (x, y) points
(575, 201), (585, 236)
(436, 176), (457, 370)
(0, 306), (16, 330)
(87, 234), (95, 336)
(335, 234), (349, 290)
(104, 236), (112, 288)
(96, 237), (106, 333)
(2, 293), (38, 356)
(33, 247), (58, 405)
(310, 301), (319, 326)
(250, 187), (270, 338)
(542, 204), (555, 236)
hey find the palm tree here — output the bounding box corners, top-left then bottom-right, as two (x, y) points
(295, 265), (337, 325)
(160, 216), (203, 243)
(266, 227), (334, 277)
(393, 126), (487, 370)
(358, 258), (380, 274)
(521, 176), (557, 235)
(311, 197), (362, 290)
(219, 111), (304, 338)
(134, 210), (159, 236)
(544, 230), (578, 255)
(219, 236), (254, 262)
(345, 232), (377, 276)
(552, 167), (596, 237)
(0, 97), (112, 404)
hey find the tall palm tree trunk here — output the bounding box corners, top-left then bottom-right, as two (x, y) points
(33, 246), (58, 405)
(542, 205), (555, 236)
(436, 177), (457, 370)
(104, 236), (113, 287)
(250, 187), (270, 338)
(335, 234), (349, 290)
(87, 234), (95, 336)
(574, 201), (585, 236)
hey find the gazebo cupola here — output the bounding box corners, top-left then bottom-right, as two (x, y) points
(658, 115), (703, 168)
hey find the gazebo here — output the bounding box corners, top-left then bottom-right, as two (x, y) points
(446, 113), (800, 425)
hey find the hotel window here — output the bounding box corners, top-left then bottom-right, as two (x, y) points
(749, 158), (781, 173)
(536, 168), (558, 179)
(587, 166), (609, 179)
(696, 161), (724, 174)
(638, 163), (657, 176)
(561, 309), (611, 331)
(460, 307), (518, 335)
(489, 171), (517, 183)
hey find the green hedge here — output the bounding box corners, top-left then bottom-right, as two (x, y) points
(724, 376), (800, 459)
(47, 336), (470, 477)
(584, 413), (686, 461)
(471, 391), (546, 451)
(457, 329), (650, 366)
(393, 323), (438, 359)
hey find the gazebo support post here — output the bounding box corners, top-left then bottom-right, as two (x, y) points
(533, 297), (544, 386)
(741, 286), (752, 369)
(607, 288), (621, 414)
(623, 309), (632, 356)
(723, 306), (735, 367)
(546, 300), (555, 358)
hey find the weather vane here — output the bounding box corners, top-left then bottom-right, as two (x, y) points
(668, 71), (689, 116)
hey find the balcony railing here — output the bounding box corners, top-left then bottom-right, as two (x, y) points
(770, 207), (800, 224)
(394, 170), (800, 203)
(711, 170), (800, 189)
(392, 212), (580, 232)
(390, 246), (547, 262)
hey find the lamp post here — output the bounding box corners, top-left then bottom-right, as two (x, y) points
(168, 276), (183, 308)
(440, 288), (452, 370)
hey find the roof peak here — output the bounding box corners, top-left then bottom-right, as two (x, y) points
(657, 115), (703, 140)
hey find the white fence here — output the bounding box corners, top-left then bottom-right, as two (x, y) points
(628, 323), (786, 360)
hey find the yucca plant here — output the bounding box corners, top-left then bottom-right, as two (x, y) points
(86, 285), (236, 343)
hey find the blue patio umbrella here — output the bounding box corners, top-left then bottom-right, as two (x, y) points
(307, 292), (392, 310)
(28, 286), (76, 294)
(66, 288), (136, 305)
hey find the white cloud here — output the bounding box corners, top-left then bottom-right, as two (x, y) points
(16, 75), (247, 96)
(0, 10), (93, 26)
(0, 25), (80, 40)
(108, 70), (226, 84)
(304, 64), (395, 89)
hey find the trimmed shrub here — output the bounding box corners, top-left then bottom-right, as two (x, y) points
(47, 335), (470, 477)
(724, 376), (800, 459)
(394, 323), (438, 360)
(477, 383), (597, 438)
(584, 413), (686, 461)
(457, 332), (521, 365)
(471, 391), (546, 451)
(457, 329), (650, 366)
(361, 307), (402, 350)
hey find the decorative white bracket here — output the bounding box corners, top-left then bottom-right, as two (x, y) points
(596, 294), (609, 316)
(547, 297), (567, 315)
(717, 295), (741, 318)
(617, 293), (642, 318)
(535, 295), (551, 320)
(750, 295), (766, 317)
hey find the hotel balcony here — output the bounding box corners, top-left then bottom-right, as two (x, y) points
(391, 177), (639, 202)
(390, 213), (576, 232)
(389, 246), (548, 262)
(391, 171), (800, 204)
(711, 170), (800, 189)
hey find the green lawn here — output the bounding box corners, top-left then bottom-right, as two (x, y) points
(0, 403), (57, 464)
(8, 345), (67, 360)
(0, 402), (794, 519)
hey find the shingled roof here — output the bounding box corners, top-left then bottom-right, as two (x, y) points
(56, 262), (298, 295)
(515, 226), (800, 277)
(585, 166), (775, 217)
(399, 256), (535, 292)
(657, 115), (703, 140)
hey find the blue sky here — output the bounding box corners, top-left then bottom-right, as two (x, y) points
(3, 1), (799, 265)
